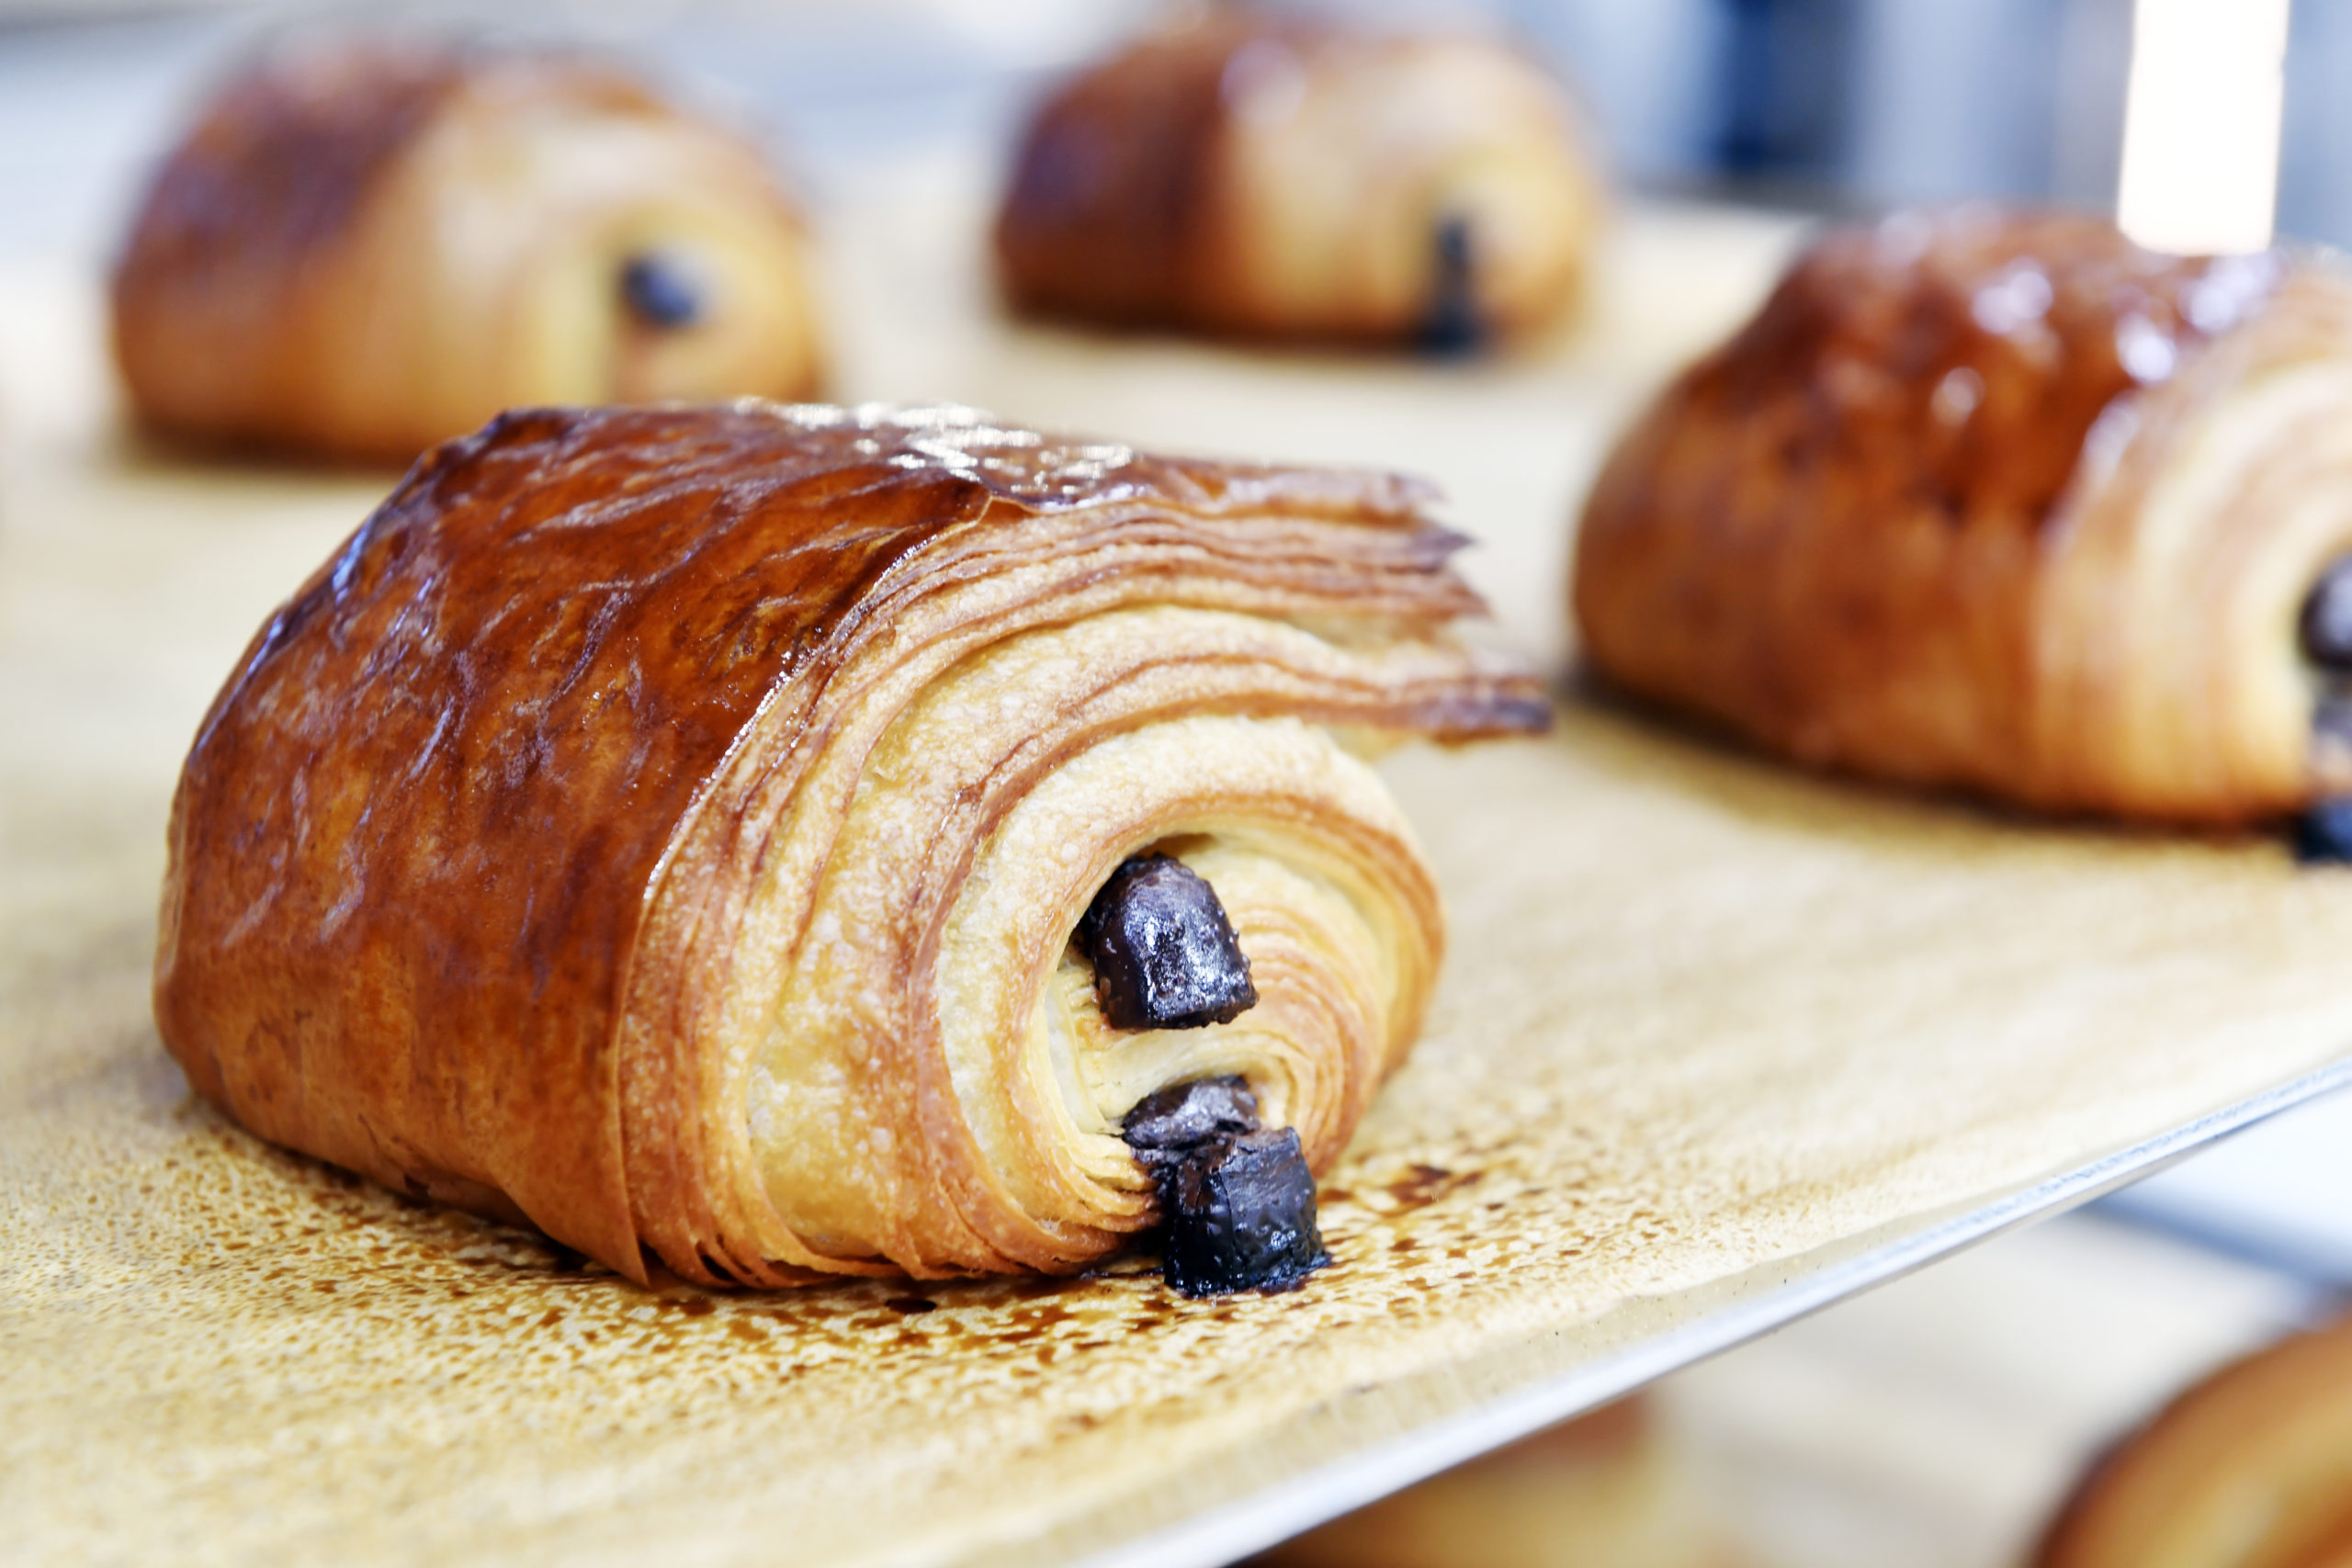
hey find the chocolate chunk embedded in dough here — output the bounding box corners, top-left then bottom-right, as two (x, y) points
(2295, 797), (2352, 863)
(1417, 216), (1486, 356)
(620, 252), (707, 330)
(1121, 1076), (1261, 1168)
(1078, 854), (1257, 1031)
(2300, 556), (2352, 671)
(1121, 1077), (1329, 1296)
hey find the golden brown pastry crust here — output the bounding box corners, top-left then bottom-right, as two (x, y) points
(154, 402), (1546, 1284)
(113, 41), (823, 464)
(2033, 1314), (2352, 1568)
(995, 14), (1600, 345)
(1574, 209), (2352, 823)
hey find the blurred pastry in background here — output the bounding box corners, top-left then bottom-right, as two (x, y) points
(1260, 1396), (1729, 1568)
(2032, 1313), (2352, 1567)
(994, 10), (1602, 353)
(112, 40), (823, 464)
(1572, 207), (2352, 848)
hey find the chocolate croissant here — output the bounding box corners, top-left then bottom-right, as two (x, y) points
(1573, 209), (2352, 834)
(112, 41), (822, 464)
(2033, 1314), (2352, 1568)
(995, 14), (1601, 349)
(153, 402), (1547, 1289)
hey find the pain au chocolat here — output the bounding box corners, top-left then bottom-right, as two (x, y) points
(1573, 208), (2352, 840)
(112, 41), (822, 464)
(153, 402), (1547, 1291)
(994, 13), (1601, 351)
(2032, 1314), (2352, 1568)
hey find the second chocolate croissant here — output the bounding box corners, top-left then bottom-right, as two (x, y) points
(1574, 209), (2352, 827)
(996, 14), (1601, 348)
(112, 40), (823, 464)
(153, 402), (1546, 1287)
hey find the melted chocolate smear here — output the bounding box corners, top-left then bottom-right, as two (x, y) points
(1121, 1077), (1329, 1297)
(2296, 797), (2352, 863)
(1078, 854), (1257, 1031)
(1417, 216), (1486, 357)
(620, 252), (707, 330)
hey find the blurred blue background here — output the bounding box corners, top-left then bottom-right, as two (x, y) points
(5, 0), (2352, 261)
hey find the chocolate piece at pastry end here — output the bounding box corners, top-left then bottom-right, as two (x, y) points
(2300, 555), (2352, 671)
(2313, 695), (2352, 767)
(620, 251), (707, 330)
(1077, 853), (1258, 1031)
(1417, 216), (1487, 357)
(1121, 1078), (1329, 1297)
(2294, 797), (2352, 863)
(1122, 1075), (1261, 1169)
(1160, 1130), (1329, 1296)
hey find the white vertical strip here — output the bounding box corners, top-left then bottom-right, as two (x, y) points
(2116, 0), (2292, 254)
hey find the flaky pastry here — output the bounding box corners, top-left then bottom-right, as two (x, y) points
(113, 40), (822, 463)
(1574, 208), (2352, 830)
(153, 402), (1546, 1287)
(996, 13), (1601, 349)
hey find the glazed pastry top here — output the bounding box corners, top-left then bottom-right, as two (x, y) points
(165, 401), (1535, 1082)
(1658, 209), (2280, 538)
(1573, 208), (2352, 820)
(995, 16), (1242, 323)
(997, 12), (1594, 342)
(185, 399), (1507, 872)
(116, 42), (659, 301)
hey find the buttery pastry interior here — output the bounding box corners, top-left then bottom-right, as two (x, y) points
(1573, 208), (2352, 828)
(996, 12), (1601, 347)
(153, 402), (1546, 1286)
(112, 39), (822, 463)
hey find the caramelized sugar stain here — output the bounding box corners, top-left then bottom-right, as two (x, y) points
(101, 1089), (1581, 1408)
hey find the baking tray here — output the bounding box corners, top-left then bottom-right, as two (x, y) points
(7, 183), (2352, 1568)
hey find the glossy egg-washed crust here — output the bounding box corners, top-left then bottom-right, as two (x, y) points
(2033, 1314), (2352, 1568)
(994, 17), (1234, 328)
(1575, 209), (2352, 823)
(155, 402), (1546, 1285)
(113, 43), (820, 463)
(995, 14), (1597, 344)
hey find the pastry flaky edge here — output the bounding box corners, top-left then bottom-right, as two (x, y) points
(112, 39), (823, 465)
(2032, 1314), (2352, 1568)
(993, 11), (1601, 345)
(153, 401), (1549, 1286)
(1573, 208), (2352, 824)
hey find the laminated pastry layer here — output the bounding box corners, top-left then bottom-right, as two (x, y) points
(1573, 209), (2352, 822)
(994, 13), (1600, 345)
(155, 402), (1547, 1284)
(112, 40), (821, 462)
(678, 606), (1444, 1280)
